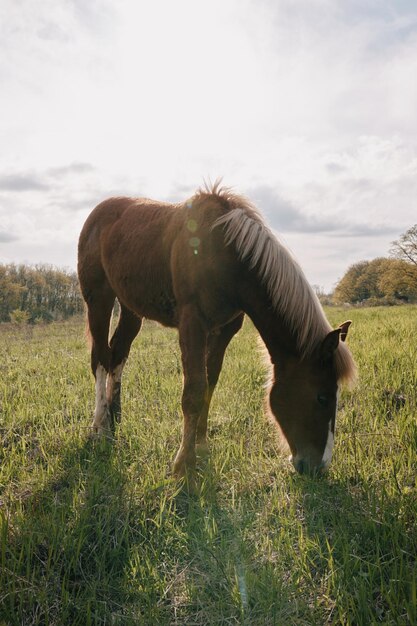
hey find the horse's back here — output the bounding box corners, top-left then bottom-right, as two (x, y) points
(78, 197), (171, 251)
(79, 196), (205, 326)
(78, 193), (244, 328)
(78, 196), (177, 275)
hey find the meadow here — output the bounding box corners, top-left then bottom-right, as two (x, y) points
(0, 306), (416, 625)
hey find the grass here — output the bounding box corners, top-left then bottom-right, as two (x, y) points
(0, 306), (416, 625)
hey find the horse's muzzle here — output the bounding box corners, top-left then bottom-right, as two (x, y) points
(291, 456), (328, 476)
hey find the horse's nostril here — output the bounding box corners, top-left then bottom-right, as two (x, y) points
(295, 459), (305, 474)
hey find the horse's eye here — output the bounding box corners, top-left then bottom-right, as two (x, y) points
(317, 394), (329, 408)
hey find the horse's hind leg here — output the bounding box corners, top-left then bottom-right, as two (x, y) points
(107, 304), (142, 428)
(86, 286), (115, 435)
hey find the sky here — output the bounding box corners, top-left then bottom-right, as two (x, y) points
(1, 0), (416, 292)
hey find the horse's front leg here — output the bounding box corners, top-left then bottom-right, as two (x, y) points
(195, 313), (245, 455)
(173, 307), (208, 480)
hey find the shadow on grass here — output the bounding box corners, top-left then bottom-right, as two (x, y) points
(165, 466), (308, 626)
(168, 481), (249, 625)
(169, 461), (416, 626)
(2, 435), (249, 625)
(1, 436), (135, 625)
(2, 437), (415, 626)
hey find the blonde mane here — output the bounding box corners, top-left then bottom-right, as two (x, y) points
(198, 181), (356, 385)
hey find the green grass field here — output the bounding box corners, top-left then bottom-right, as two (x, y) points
(0, 306), (416, 625)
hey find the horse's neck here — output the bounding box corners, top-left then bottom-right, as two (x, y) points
(240, 281), (299, 364)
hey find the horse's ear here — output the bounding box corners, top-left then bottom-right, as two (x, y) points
(320, 329), (341, 362)
(338, 320), (352, 342)
(320, 321), (352, 362)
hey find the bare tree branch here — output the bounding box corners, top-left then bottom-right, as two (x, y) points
(390, 225), (417, 266)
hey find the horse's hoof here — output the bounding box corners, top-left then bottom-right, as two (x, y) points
(177, 471), (198, 496)
(90, 420), (113, 440)
(195, 441), (210, 459)
(172, 458), (186, 479)
(172, 459), (199, 494)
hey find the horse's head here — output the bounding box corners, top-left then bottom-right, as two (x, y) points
(269, 321), (353, 475)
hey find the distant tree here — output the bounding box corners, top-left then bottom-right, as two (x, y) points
(334, 257), (417, 305)
(390, 224), (417, 266)
(0, 263), (84, 322)
(379, 259), (417, 301)
(0, 265), (27, 321)
(333, 260), (371, 303)
(389, 224), (417, 302)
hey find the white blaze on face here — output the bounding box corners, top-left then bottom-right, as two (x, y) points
(321, 422), (334, 468)
(93, 364), (108, 429)
(322, 391), (339, 468)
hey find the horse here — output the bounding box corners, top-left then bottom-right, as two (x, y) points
(77, 182), (356, 478)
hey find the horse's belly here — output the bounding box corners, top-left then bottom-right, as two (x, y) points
(141, 291), (179, 327)
(101, 242), (178, 326)
(117, 285), (178, 327)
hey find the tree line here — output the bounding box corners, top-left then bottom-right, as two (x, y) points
(0, 263), (84, 323)
(333, 224), (417, 305)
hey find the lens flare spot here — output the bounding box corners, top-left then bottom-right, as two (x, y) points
(189, 236), (200, 248)
(186, 200), (193, 209)
(186, 219), (198, 233)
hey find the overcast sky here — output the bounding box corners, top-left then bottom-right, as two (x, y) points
(1, 0), (416, 291)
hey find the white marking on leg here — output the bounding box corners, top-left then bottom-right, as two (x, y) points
(92, 364), (109, 431)
(106, 358), (126, 403)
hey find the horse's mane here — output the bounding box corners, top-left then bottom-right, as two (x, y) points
(195, 181), (356, 386)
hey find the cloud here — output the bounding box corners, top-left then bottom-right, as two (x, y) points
(326, 163), (347, 175)
(335, 223), (399, 238)
(249, 186), (315, 231)
(0, 0), (416, 292)
(69, 0), (116, 34)
(248, 184), (399, 237)
(245, 0), (417, 143)
(166, 182), (201, 203)
(47, 162), (95, 178)
(0, 232), (18, 243)
(0, 173), (48, 192)
(36, 21), (70, 43)
(0, 163), (99, 214)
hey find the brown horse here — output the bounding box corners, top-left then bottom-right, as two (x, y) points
(78, 182), (356, 477)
